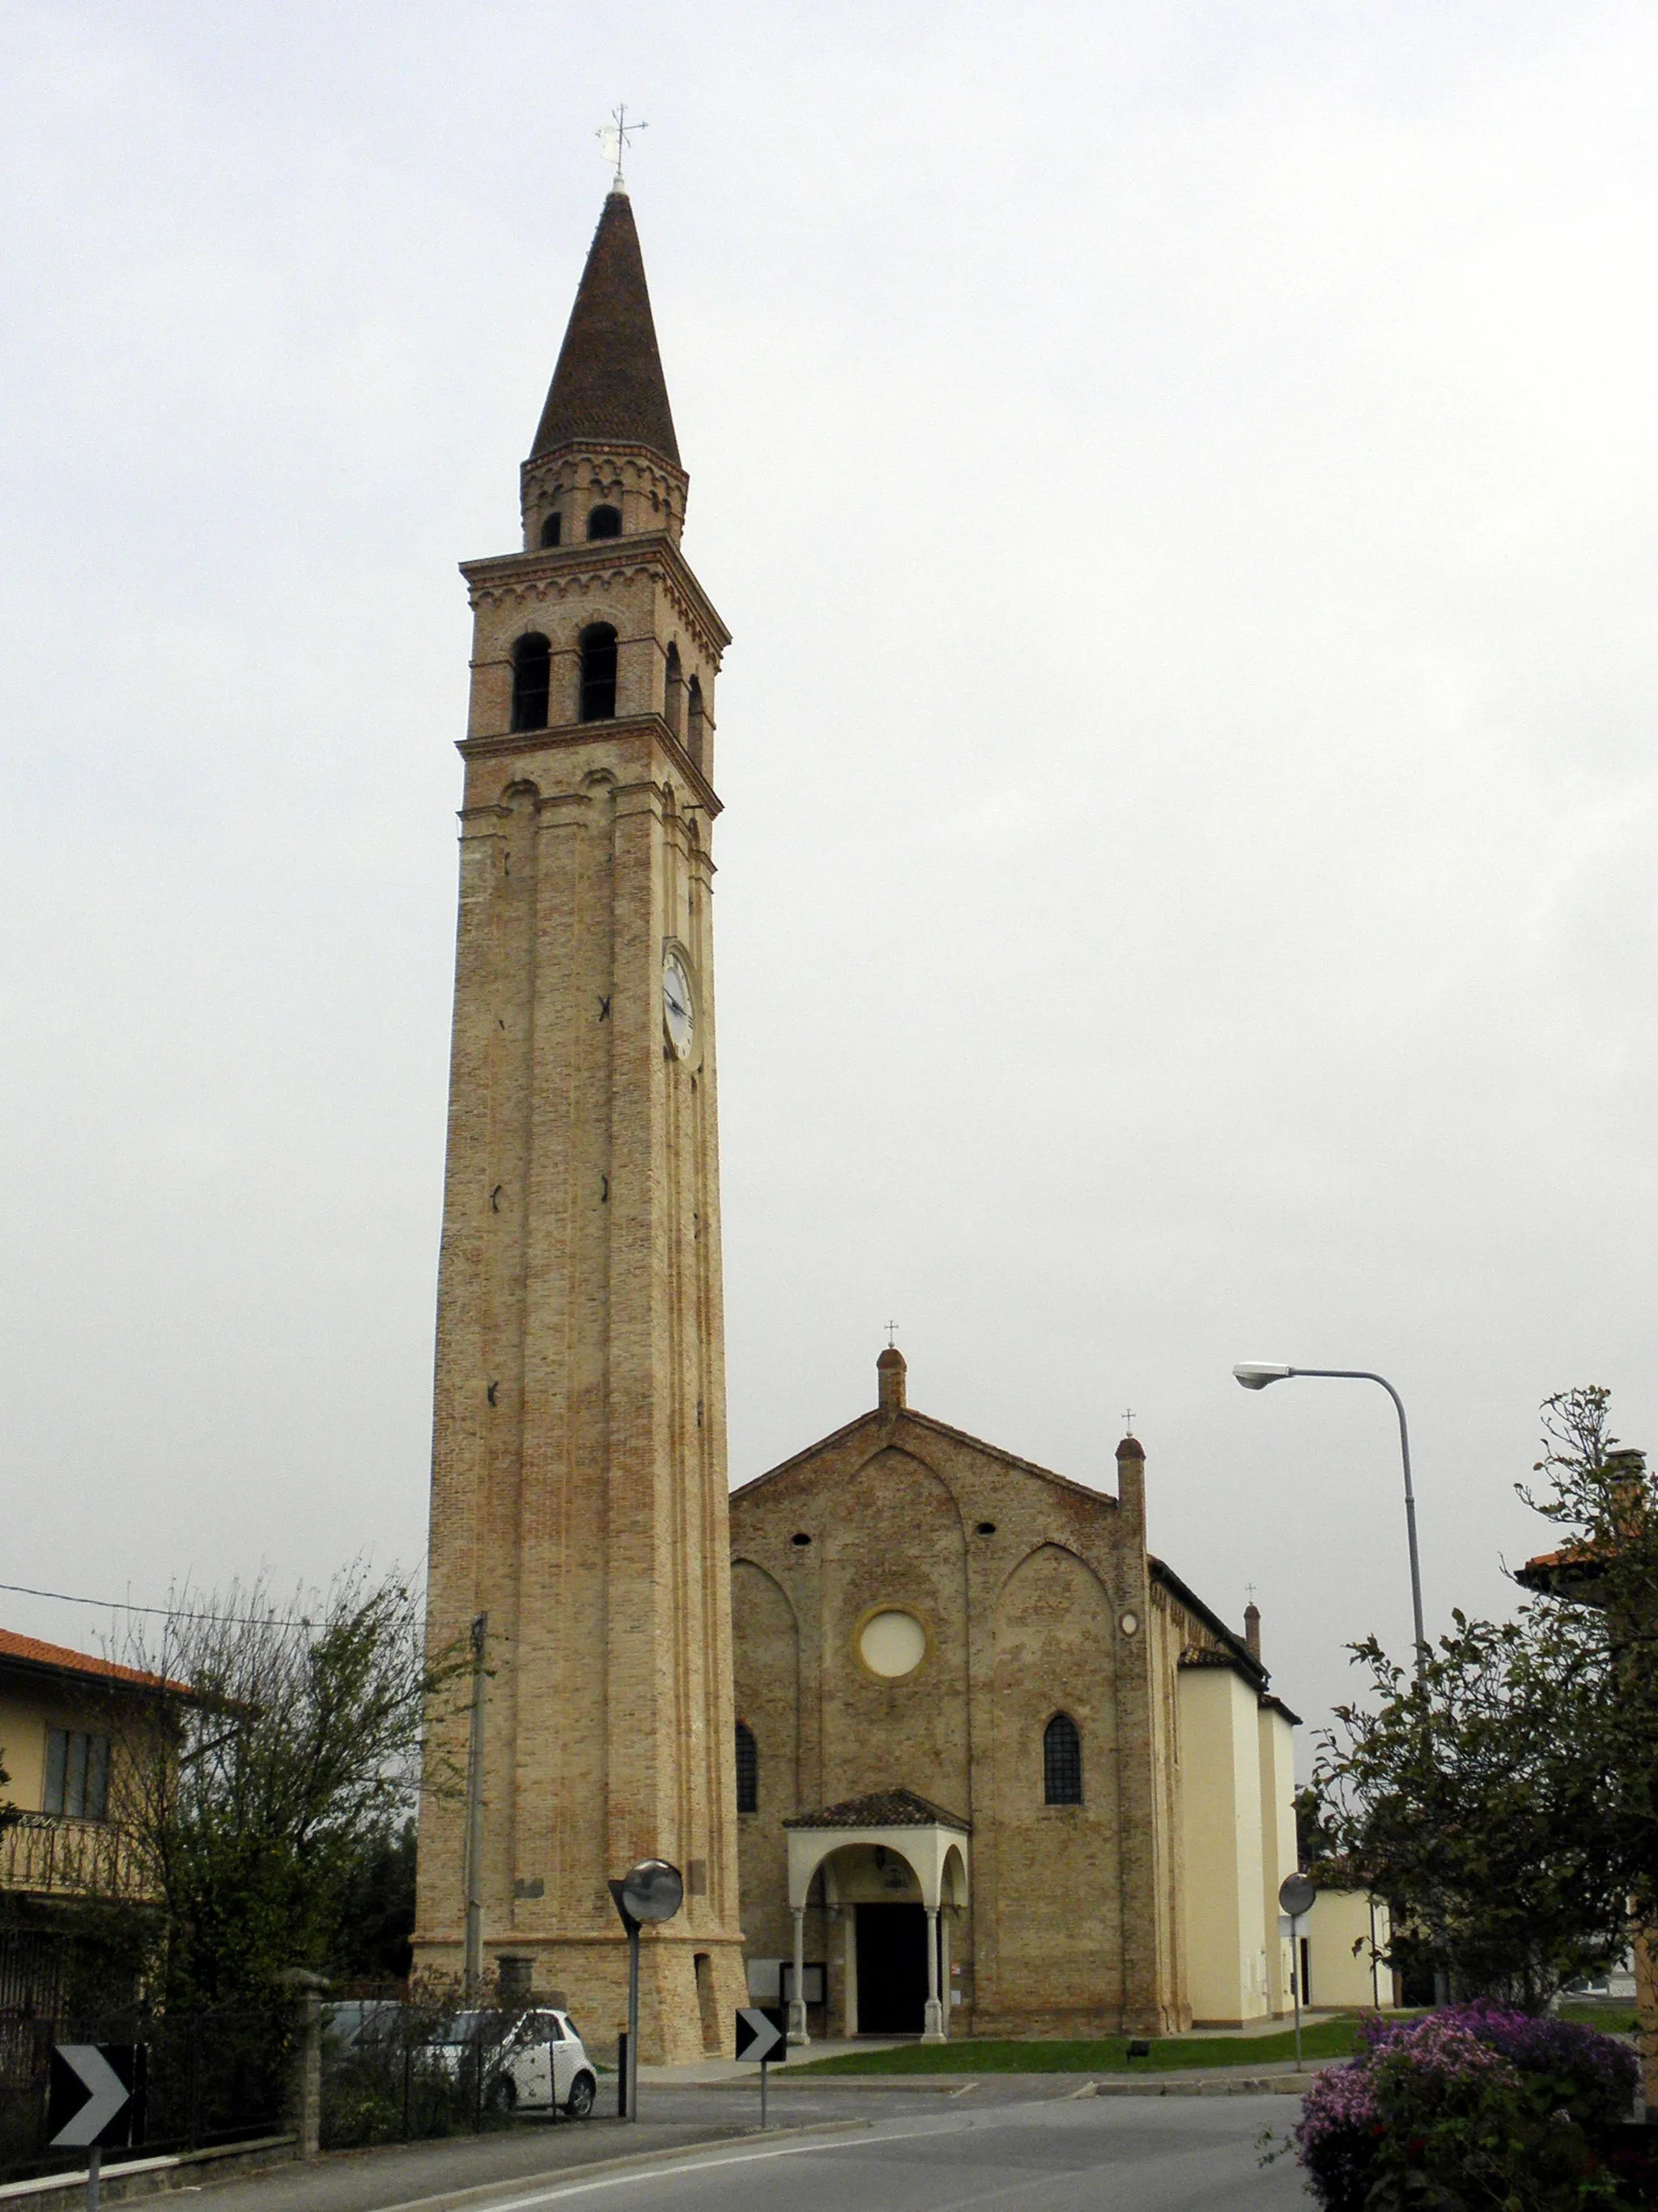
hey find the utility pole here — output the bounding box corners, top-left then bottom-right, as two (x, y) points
(462, 1612), (487, 1998)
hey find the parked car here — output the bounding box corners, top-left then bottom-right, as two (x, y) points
(480, 2009), (598, 2119)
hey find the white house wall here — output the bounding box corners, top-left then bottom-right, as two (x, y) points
(1179, 1666), (1272, 2026)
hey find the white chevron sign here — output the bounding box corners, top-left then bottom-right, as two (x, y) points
(48, 2044), (136, 2149)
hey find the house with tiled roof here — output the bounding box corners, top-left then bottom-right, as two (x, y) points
(0, 1627), (191, 2012)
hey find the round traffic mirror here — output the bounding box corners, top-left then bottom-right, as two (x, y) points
(1278, 1873), (1317, 1919)
(620, 1859), (684, 1924)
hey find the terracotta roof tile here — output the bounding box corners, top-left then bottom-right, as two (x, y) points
(784, 1786), (971, 1833)
(0, 1626), (190, 1696)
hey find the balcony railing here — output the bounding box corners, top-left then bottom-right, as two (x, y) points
(0, 1814), (150, 1901)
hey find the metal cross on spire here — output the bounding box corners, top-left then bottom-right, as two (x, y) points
(885, 1321), (899, 1349)
(1120, 1407), (1135, 1432)
(597, 104), (648, 192)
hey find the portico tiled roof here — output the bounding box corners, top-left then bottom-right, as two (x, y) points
(784, 1787), (971, 1833)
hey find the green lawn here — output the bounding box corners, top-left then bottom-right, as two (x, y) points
(791, 2018), (1362, 2075)
(1556, 2001), (1639, 2035)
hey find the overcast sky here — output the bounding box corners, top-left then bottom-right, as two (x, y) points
(3, 1), (1656, 1753)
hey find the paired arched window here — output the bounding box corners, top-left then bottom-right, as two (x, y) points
(665, 643), (684, 737)
(687, 676), (704, 770)
(510, 633), (551, 732)
(539, 512), (562, 548)
(587, 503), (622, 541)
(579, 624), (618, 721)
(735, 1722), (758, 1815)
(1044, 1712), (1082, 1805)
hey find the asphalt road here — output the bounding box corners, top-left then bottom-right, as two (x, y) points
(189, 2083), (1312, 2210)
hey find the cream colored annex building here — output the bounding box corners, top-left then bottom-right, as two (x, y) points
(732, 1349), (1301, 2038)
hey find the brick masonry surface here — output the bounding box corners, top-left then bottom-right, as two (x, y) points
(413, 427), (744, 2066)
(729, 1358), (1269, 2039)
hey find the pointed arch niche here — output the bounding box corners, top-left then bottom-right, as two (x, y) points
(823, 1447), (968, 1818)
(992, 1545), (1120, 2010)
(731, 1559), (799, 1817)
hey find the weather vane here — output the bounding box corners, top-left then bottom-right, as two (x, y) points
(597, 103), (647, 192)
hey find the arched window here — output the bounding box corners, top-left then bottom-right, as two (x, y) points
(687, 676), (704, 770)
(587, 503), (622, 541)
(579, 623), (618, 721)
(735, 1722), (758, 1815)
(540, 512), (562, 548)
(1044, 1712), (1082, 1805)
(510, 633), (551, 732)
(665, 643), (684, 737)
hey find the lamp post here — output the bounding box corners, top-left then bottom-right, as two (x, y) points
(1232, 1364), (1426, 1675)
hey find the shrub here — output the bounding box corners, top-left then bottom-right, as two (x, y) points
(1359, 2006), (1638, 2126)
(1290, 2006), (1639, 2212)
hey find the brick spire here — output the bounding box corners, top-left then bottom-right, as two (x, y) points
(531, 190), (680, 466)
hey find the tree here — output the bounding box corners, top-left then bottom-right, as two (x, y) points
(105, 1567), (464, 2007)
(1522, 1386), (1658, 1926)
(1312, 1614), (1626, 2008)
(1309, 1386), (1656, 2010)
(331, 1815), (419, 1985)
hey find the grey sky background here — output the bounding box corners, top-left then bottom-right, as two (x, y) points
(2, 2), (1656, 1755)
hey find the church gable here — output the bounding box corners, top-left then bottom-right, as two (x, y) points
(729, 1352), (1299, 2042)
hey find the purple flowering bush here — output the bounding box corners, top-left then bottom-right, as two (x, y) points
(1291, 2006), (1639, 2211)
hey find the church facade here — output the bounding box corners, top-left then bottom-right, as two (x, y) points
(731, 1349), (1300, 2037)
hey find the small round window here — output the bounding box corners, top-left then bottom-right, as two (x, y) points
(859, 1609), (926, 1679)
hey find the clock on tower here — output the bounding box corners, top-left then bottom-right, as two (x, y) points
(414, 183), (746, 2063)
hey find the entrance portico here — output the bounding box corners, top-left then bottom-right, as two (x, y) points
(783, 1788), (970, 2044)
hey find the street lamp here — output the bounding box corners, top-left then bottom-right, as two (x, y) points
(1232, 1363), (1427, 1675)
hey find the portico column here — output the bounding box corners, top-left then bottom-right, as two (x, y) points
(922, 1906), (944, 2042)
(939, 1910), (951, 2038)
(789, 1904), (810, 2046)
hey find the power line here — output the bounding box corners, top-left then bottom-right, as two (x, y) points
(0, 1577), (238, 1623)
(0, 1576), (419, 1632)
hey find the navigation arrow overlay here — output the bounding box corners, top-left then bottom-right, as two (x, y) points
(48, 2044), (142, 2150)
(734, 2006), (786, 2065)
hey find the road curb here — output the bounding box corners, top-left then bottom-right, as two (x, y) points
(707, 2075), (969, 2093)
(775, 2065), (1333, 2096)
(1075, 2074), (1316, 2098)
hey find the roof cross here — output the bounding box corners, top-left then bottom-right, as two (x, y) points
(1120, 1407), (1135, 1431)
(597, 104), (648, 192)
(885, 1320), (899, 1349)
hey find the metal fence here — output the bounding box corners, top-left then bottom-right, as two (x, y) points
(0, 1998), (562, 2179)
(321, 2000), (531, 2150)
(0, 2010), (290, 2185)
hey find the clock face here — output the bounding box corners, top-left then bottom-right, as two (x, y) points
(662, 950), (695, 1060)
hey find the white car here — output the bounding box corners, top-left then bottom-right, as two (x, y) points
(483, 2008), (599, 2119)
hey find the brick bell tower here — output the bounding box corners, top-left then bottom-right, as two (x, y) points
(414, 185), (746, 2061)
